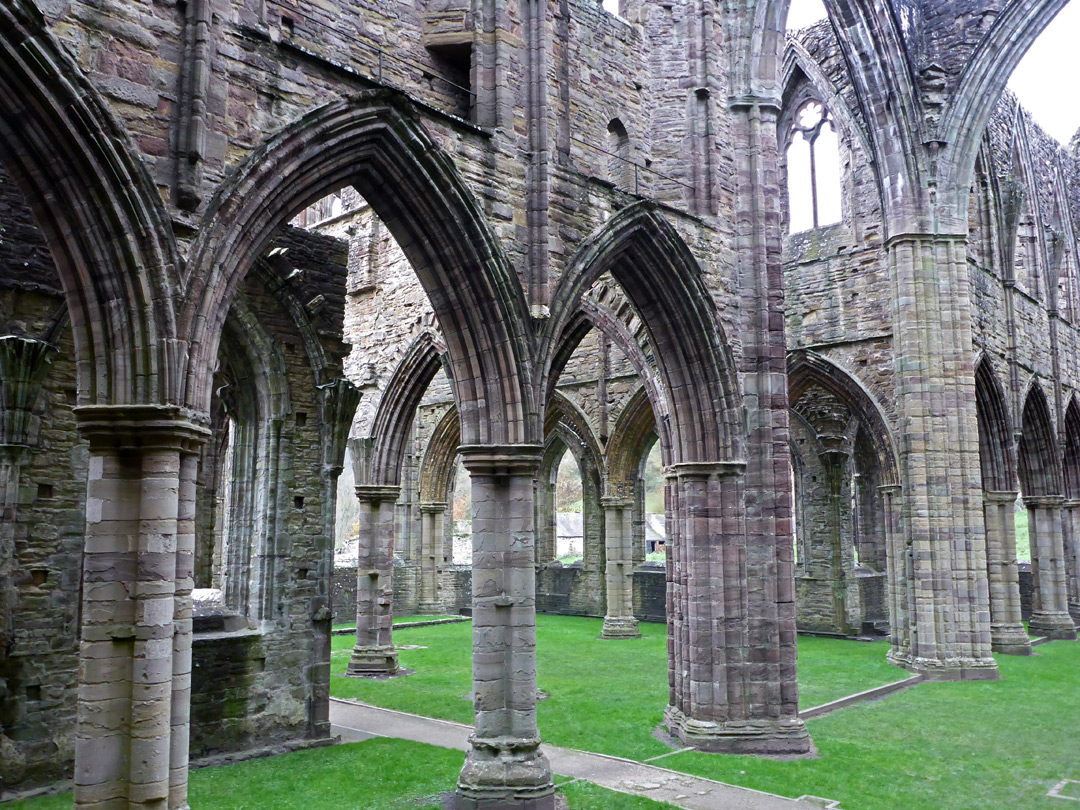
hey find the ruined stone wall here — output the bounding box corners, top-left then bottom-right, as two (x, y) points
(0, 166), (84, 793)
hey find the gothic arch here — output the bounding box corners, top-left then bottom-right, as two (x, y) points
(544, 392), (605, 478)
(0, 1), (181, 407)
(542, 203), (742, 465)
(356, 332), (446, 487)
(606, 387), (667, 499)
(1063, 397), (1080, 500)
(787, 350), (899, 486)
(975, 357), (1017, 492)
(419, 406), (462, 505)
(940, 0), (1071, 210)
(1018, 381), (1062, 497)
(182, 91), (533, 446)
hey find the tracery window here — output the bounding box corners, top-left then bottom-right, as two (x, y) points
(786, 99), (842, 232)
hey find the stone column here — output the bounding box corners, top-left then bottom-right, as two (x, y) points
(1063, 498), (1080, 625)
(170, 449), (199, 809)
(663, 462), (809, 755)
(601, 497), (639, 639)
(455, 445), (554, 810)
(982, 490), (1031, 654)
(885, 233), (998, 680)
(73, 408), (208, 810)
(347, 485), (401, 676)
(880, 485), (910, 662)
(418, 502), (448, 614)
(821, 449), (857, 636)
(1025, 495), (1076, 639)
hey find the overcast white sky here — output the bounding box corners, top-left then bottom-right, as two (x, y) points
(787, 0), (1079, 145)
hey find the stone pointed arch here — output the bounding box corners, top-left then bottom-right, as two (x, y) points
(1064, 397), (1080, 500)
(544, 392), (605, 479)
(606, 386), (667, 499)
(357, 332), (446, 487)
(1019, 381), (1062, 497)
(939, 0), (1071, 211)
(787, 350), (899, 486)
(542, 203), (742, 465)
(781, 36), (873, 162)
(181, 91), (533, 445)
(818, 0), (924, 221)
(419, 406), (462, 504)
(975, 356), (1017, 493)
(0, 0), (181, 407)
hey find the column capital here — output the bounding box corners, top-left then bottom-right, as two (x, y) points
(74, 404), (211, 452)
(458, 444), (544, 476)
(883, 231), (967, 250)
(668, 460), (746, 481)
(419, 501), (449, 513)
(1063, 498), (1080, 509)
(877, 484), (903, 495)
(600, 496), (635, 509)
(983, 490), (1019, 504)
(354, 484), (401, 503)
(726, 93), (781, 114)
(1024, 494), (1064, 509)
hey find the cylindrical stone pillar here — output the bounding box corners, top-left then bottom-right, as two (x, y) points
(663, 462), (810, 755)
(455, 445), (554, 810)
(170, 450), (200, 809)
(1063, 498), (1080, 625)
(418, 502), (448, 614)
(601, 497), (639, 639)
(1026, 495), (1077, 639)
(880, 485), (910, 664)
(74, 409), (209, 810)
(982, 490), (1031, 654)
(347, 485), (402, 676)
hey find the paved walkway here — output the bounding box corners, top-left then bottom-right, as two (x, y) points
(330, 699), (841, 810)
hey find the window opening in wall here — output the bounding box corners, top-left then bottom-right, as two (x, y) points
(643, 441), (666, 560)
(426, 41), (474, 121)
(787, 100), (842, 232)
(607, 118), (634, 193)
(555, 449), (584, 564)
(1015, 209), (1041, 299)
(452, 458), (472, 565)
(601, 0), (620, 16)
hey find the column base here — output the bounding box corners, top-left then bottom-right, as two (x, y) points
(456, 735), (555, 810)
(1029, 612), (1078, 640)
(1069, 601), (1080, 626)
(346, 645), (399, 677)
(990, 623), (1033, 655)
(600, 616), (640, 639)
(663, 705), (813, 755)
(416, 601), (447, 615)
(893, 654), (1000, 681)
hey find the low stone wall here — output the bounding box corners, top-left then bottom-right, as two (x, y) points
(633, 563), (666, 624)
(190, 630), (267, 759)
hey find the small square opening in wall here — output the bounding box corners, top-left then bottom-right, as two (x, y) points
(30, 569), (48, 586)
(298, 568), (308, 580)
(295, 412), (307, 428)
(35, 484), (54, 501)
(26, 685), (41, 702)
(294, 496), (305, 509)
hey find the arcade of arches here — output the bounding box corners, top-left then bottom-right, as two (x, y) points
(1, 0), (1079, 806)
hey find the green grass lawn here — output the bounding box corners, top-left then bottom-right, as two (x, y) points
(4, 738), (677, 810)
(330, 615), (907, 760)
(658, 640), (1080, 810)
